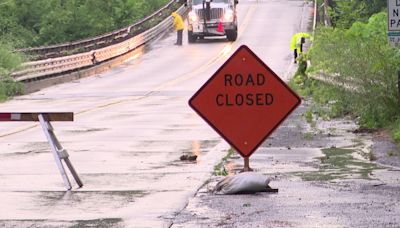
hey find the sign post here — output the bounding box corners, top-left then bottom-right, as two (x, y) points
(388, 0), (400, 47)
(189, 45), (301, 170)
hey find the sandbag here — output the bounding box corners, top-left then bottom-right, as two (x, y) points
(213, 172), (272, 194)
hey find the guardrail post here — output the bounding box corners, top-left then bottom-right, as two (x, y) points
(91, 51), (97, 64)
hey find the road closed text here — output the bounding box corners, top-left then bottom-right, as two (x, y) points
(216, 73), (274, 106)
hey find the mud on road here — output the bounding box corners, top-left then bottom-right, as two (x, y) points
(171, 99), (400, 227)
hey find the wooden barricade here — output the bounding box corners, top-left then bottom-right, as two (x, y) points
(0, 112), (82, 190)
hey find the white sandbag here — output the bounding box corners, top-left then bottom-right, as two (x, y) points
(213, 172), (271, 194)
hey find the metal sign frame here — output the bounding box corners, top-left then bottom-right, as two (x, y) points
(0, 112), (82, 190)
(38, 114), (83, 190)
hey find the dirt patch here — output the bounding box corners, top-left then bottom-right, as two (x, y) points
(370, 130), (400, 168)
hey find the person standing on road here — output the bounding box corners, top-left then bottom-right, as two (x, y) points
(171, 12), (184, 46)
(290, 32), (311, 63)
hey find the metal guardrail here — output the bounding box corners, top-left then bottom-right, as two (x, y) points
(12, 4), (186, 82)
(312, 72), (361, 92)
(16, 0), (179, 60)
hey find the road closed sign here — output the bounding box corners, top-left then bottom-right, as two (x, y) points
(189, 45), (301, 158)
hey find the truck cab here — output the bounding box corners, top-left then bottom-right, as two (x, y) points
(186, 0), (238, 42)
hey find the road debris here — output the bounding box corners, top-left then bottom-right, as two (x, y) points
(180, 154), (198, 161)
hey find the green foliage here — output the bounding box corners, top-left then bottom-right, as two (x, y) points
(0, 0), (174, 100)
(391, 119), (400, 142)
(0, 76), (23, 101)
(289, 56), (314, 97)
(0, 43), (24, 100)
(0, 0), (171, 47)
(303, 132), (314, 140)
(330, 0), (386, 29)
(214, 148), (234, 176)
(307, 12), (400, 132)
(295, 54), (308, 77)
(0, 43), (22, 75)
(0, 1), (35, 47)
(298, 147), (381, 181)
(304, 109), (313, 124)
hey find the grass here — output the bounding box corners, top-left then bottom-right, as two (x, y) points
(296, 147), (382, 181)
(303, 132), (314, 140)
(304, 109), (313, 124)
(214, 148), (235, 176)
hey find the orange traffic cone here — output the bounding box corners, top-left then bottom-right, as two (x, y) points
(217, 21), (224, 33)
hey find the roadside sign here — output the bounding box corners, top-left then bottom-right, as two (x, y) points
(189, 45), (301, 158)
(388, 0), (400, 31)
(388, 0), (400, 46)
(388, 31), (400, 47)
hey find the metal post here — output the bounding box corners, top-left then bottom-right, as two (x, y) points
(46, 122), (83, 188)
(38, 114), (83, 190)
(64, 158), (83, 188)
(39, 114), (72, 190)
(243, 157), (253, 172)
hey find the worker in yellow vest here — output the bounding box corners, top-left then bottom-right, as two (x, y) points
(290, 32), (311, 63)
(171, 12), (184, 46)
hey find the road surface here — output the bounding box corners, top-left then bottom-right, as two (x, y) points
(0, 0), (313, 227)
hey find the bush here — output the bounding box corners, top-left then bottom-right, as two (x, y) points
(306, 12), (400, 130)
(0, 0), (172, 47)
(0, 76), (23, 101)
(329, 0), (386, 29)
(0, 43), (23, 100)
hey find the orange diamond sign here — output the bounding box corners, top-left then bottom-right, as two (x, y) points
(189, 45), (301, 158)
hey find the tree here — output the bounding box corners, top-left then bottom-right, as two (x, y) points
(0, 0), (35, 47)
(0, 0), (171, 47)
(330, 0), (386, 29)
(0, 42), (23, 100)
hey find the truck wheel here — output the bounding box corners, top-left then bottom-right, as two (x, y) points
(188, 31), (196, 43)
(226, 29), (238, 42)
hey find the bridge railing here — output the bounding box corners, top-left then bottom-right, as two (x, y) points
(12, 2), (186, 82)
(16, 0), (179, 60)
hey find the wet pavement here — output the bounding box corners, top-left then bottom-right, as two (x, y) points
(171, 100), (400, 227)
(3, 0), (395, 227)
(0, 94), (230, 227)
